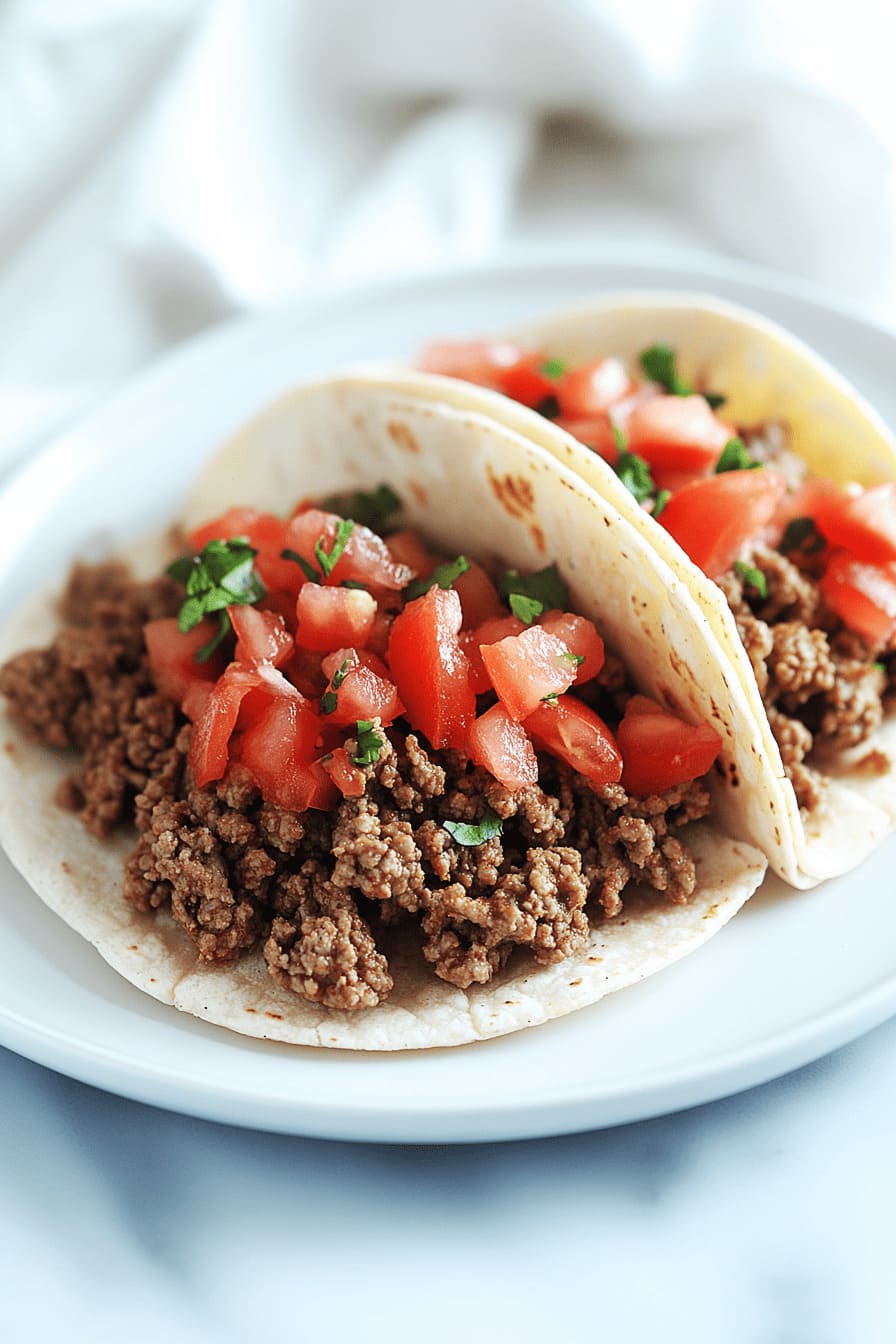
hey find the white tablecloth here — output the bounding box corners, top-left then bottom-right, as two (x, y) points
(2, 3), (895, 1338)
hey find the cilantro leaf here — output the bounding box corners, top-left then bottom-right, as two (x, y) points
(321, 657), (353, 715)
(320, 691), (338, 715)
(499, 563), (568, 615)
(615, 449), (655, 505)
(443, 809), (503, 847)
(404, 555), (471, 602)
(315, 519), (354, 579)
(350, 719), (385, 767)
(612, 423), (627, 454)
(280, 547), (320, 582)
(509, 593), (543, 624)
(734, 560), (769, 598)
(652, 488), (671, 520)
(715, 437), (759, 473)
(779, 516), (826, 557)
(541, 358), (567, 380)
(541, 692), (559, 706)
(705, 392), (727, 410)
(561, 650), (585, 667)
(167, 537), (265, 661)
(320, 485), (401, 534)
(639, 343), (691, 396)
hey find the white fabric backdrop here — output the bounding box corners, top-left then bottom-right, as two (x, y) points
(3, 3), (896, 1339)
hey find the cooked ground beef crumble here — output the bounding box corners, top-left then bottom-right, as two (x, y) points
(0, 562), (712, 1011)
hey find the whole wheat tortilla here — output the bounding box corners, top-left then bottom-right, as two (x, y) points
(0, 381), (768, 1049)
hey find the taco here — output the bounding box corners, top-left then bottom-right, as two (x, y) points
(0, 375), (766, 1050)
(412, 293), (896, 888)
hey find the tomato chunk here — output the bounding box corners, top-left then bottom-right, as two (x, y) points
(525, 697), (623, 787)
(819, 552), (896, 646)
(386, 529), (436, 576)
(321, 649), (404, 728)
(538, 611), (604, 684)
(659, 470), (787, 578)
(480, 625), (578, 722)
(189, 508), (295, 594)
(229, 605), (293, 668)
(627, 395), (731, 488)
(454, 561), (504, 629)
(295, 583), (377, 652)
(189, 664), (272, 787)
(617, 699), (722, 796)
(461, 614), (525, 695)
(387, 587), (476, 749)
(555, 415), (620, 464)
(144, 618), (224, 707)
(321, 747), (366, 799)
(233, 693), (328, 810)
(556, 358), (634, 419)
(467, 703), (538, 791)
(284, 509), (413, 590)
(420, 339), (536, 390)
(813, 483), (896, 567)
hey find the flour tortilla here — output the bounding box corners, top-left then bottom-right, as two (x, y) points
(0, 379), (767, 1049)
(383, 291), (896, 887)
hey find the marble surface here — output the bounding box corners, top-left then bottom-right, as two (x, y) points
(3, 1018), (894, 1343)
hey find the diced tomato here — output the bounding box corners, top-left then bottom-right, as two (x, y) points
(812, 483), (896, 567)
(322, 660), (404, 729)
(763, 478), (845, 548)
(454, 561), (504, 629)
(480, 625), (578, 722)
(461, 613), (527, 695)
(658, 470), (787, 578)
(419, 339), (536, 390)
(284, 509), (413, 590)
(258, 589), (299, 630)
(144, 618), (225, 707)
(538, 611), (604, 684)
(555, 415), (620, 464)
(229, 605), (293, 668)
(466, 703), (538, 791)
(181, 680), (216, 723)
(386, 529), (435, 575)
(556, 358), (634, 420)
(475, 613), (527, 644)
(295, 584), (377, 652)
(321, 647), (391, 682)
(498, 354), (557, 409)
(232, 693), (329, 810)
(525, 696), (623, 787)
(387, 587), (476, 749)
(366, 608), (394, 658)
(189, 508), (296, 594)
(617, 699), (722, 796)
(321, 748), (366, 799)
(284, 647), (328, 699)
(626, 395), (731, 489)
(188, 664), (273, 787)
(819, 552), (896, 646)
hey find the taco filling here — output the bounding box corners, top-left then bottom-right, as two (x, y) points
(421, 340), (896, 814)
(0, 490), (726, 1012)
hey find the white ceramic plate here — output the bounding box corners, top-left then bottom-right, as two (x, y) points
(1, 252), (895, 1143)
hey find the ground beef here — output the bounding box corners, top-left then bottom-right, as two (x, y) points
(720, 545), (890, 810)
(2, 561), (715, 1011)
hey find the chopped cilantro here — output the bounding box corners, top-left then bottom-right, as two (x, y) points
(779, 516), (826, 557)
(320, 484), (402, 534)
(715, 437), (759, 473)
(541, 692), (560, 706)
(281, 547), (320, 583)
(499, 563), (568, 616)
(404, 555), (470, 602)
(615, 449), (656, 505)
(705, 392), (727, 410)
(320, 691), (338, 715)
(350, 719), (385, 768)
(167, 537), (265, 662)
(509, 592), (543, 624)
(873, 661), (886, 674)
(444, 809), (504, 847)
(734, 560), (769, 598)
(321, 657), (353, 715)
(652, 489), (671, 520)
(541, 358), (567, 380)
(612, 423), (627, 454)
(342, 578), (368, 590)
(315, 518), (354, 579)
(561, 650), (585, 667)
(639, 343), (691, 396)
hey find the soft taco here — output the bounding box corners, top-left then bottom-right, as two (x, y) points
(0, 375), (766, 1051)
(410, 293), (896, 888)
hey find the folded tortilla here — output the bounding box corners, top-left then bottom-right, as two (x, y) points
(0, 377), (767, 1049)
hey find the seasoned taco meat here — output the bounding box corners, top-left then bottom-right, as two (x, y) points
(0, 562), (716, 1011)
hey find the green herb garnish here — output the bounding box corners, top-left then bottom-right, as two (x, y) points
(652, 488), (671, 520)
(320, 485), (401, 534)
(350, 719), (385, 767)
(508, 593), (543, 624)
(541, 692), (560, 706)
(639, 343), (725, 408)
(541, 358), (567, 380)
(779, 516), (826, 557)
(715, 437), (759, 473)
(615, 449), (656, 505)
(404, 555), (471, 602)
(315, 518), (355, 579)
(280, 546), (320, 582)
(444, 809), (504, 847)
(611, 423), (627, 454)
(705, 392), (727, 410)
(499, 563), (568, 617)
(873, 661), (886, 674)
(167, 538), (265, 662)
(561, 650), (585, 667)
(734, 560), (769, 598)
(321, 657), (352, 715)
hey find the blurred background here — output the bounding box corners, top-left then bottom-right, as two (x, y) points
(3, 3), (896, 1341)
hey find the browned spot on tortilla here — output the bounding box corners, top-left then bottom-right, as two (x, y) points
(149, 977), (156, 983)
(568, 978), (583, 987)
(486, 465), (535, 519)
(588, 956), (603, 964)
(853, 748), (890, 776)
(352, 412), (364, 430)
(409, 480), (428, 507)
(3, 740), (16, 757)
(529, 522), (546, 553)
(264, 1011), (284, 1020)
(61, 861), (72, 875)
(774, 826), (781, 844)
(128, 944), (138, 951)
(245, 1007), (258, 1014)
(702, 903), (719, 920)
(387, 420), (420, 455)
